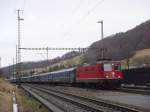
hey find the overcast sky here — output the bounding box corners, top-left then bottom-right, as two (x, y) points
(0, 0), (150, 67)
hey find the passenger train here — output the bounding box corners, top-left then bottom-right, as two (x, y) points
(10, 61), (122, 88)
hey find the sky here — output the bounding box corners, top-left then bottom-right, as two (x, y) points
(0, 0), (150, 67)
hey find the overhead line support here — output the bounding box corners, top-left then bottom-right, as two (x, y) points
(17, 9), (24, 79)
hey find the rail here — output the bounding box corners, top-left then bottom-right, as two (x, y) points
(24, 84), (144, 112)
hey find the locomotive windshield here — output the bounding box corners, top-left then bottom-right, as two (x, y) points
(103, 63), (112, 71)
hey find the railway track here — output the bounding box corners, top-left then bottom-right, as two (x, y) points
(118, 86), (150, 95)
(121, 85), (150, 90)
(22, 84), (144, 112)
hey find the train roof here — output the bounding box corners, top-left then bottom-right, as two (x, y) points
(20, 67), (76, 78)
(77, 60), (121, 67)
(50, 67), (76, 74)
(97, 60), (121, 64)
(37, 67), (76, 76)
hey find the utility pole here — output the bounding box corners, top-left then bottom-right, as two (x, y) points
(46, 46), (49, 71)
(0, 57), (1, 77)
(9, 64), (11, 78)
(16, 45), (18, 78)
(0, 57), (1, 68)
(97, 20), (104, 59)
(46, 46), (49, 62)
(13, 58), (15, 78)
(16, 45), (18, 66)
(17, 9), (24, 77)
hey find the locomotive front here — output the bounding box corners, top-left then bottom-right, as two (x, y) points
(101, 61), (122, 87)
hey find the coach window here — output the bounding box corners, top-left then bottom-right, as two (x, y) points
(103, 63), (112, 71)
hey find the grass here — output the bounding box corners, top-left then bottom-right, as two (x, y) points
(132, 48), (150, 58)
(0, 91), (12, 112)
(50, 55), (82, 68)
(0, 78), (14, 112)
(0, 78), (49, 112)
(121, 48), (150, 68)
(129, 49), (150, 65)
(16, 88), (49, 112)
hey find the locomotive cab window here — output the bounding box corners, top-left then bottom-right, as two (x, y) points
(103, 63), (112, 71)
(114, 64), (121, 70)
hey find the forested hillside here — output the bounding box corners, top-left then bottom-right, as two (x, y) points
(1, 20), (150, 78)
(85, 20), (150, 63)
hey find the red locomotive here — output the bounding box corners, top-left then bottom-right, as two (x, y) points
(76, 61), (122, 87)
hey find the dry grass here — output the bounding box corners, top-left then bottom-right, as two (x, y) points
(0, 79), (15, 112)
(0, 79), (49, 112)
(121, 48), (150, 68)
(0, 79), (15, 93)
(130, 49), (150, 64)
(16, 88), (49, 112)
(0, 91), (12, 112)
(132, 48), (150, 58)
(50, 55), (82, 68)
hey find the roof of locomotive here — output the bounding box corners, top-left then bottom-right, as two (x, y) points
(96, 60), (121, 64)
(77, 60), (121, 68)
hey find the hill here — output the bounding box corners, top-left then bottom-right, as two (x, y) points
(1, 19), (150, 78)
(130, 48), (150, 67)
(85, 20), (150, 63)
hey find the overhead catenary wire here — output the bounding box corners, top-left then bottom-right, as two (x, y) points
(59, 0), (85, 35)
(14, 0), (104, 65)
(0, 57), (1, 68)
(78, 0), (105, 22)
(20, 47), (89, 52)
(61, 0), (105, 39)
(71, 0), (85, 15)
(22, 0), (27, 11)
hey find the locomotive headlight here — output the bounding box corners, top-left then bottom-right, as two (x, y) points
(106, 75), (109, 78)
(118, 76), (121, 78)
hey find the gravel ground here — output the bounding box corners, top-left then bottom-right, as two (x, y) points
(95, 91), (150, 111)
(40, 84), (150, 111)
